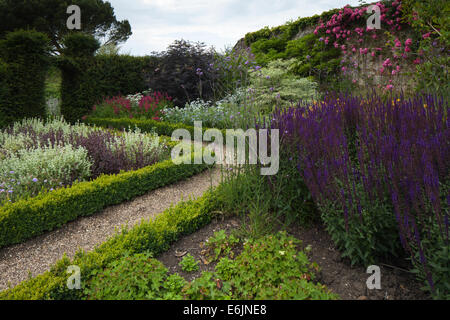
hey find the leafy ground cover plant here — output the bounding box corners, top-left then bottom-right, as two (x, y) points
(84, 231), (336, 300)
(86, 253), (176, 300)
(214, 231), (337, 300)
(201, 230), (240, 263)
(179, 254), (200, 272)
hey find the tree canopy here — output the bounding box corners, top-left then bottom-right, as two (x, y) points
(0, 0), (131, 53)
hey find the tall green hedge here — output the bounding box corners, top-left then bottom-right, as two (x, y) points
(59, 33), (155, 123)
(59, 33), (101, 123)
(0, 30), (50, 126)
(0, 59), (7, 128)
(90, 55), (155, 97)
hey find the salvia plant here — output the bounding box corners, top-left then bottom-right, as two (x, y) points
(271, 92), (449, 298)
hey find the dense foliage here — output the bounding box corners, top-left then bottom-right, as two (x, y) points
(83, 231), (337, 300)
(0, 30), (50, 126)
(59, 33), (155, 122)
(0, 0), (131, 53)
(143, 40), (217, 107)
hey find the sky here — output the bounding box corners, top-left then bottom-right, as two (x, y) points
(109, 0), (361, 56)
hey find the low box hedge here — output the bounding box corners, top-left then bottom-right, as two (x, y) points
(0, 187), (221, 300)
(0, 153), (212, 249)
(85, 117), (227, 139)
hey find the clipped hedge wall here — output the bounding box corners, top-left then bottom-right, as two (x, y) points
(0, 59), (7, 128)
(0, 30), (50, 126)
(0, 155), (211, 249)
(85, 117), (228, 139)
(59, 33), (100, 123)
(0, 188), (220, 300)
(59, 33), (154, 123)
(88, 54), (155, 98)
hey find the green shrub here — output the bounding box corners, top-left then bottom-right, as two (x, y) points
(89, 55), (152, 97)
(0, 153), (211, 249)
(0, 30), (50, 126)
(0, 59), (8, 128)
(244, 9), (344, 86)
(249, 59), (318, 109)
(59, 33), (100, 123)
(85, 117), (227, 139)
(181, 272), (232, 300)
(202, 230), (240, 263)
(243, 9), (339, 45)
(179, 254), (200, 272)
(319, 196), (401, 266)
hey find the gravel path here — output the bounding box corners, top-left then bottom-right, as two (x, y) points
(0, 163), (223, 292)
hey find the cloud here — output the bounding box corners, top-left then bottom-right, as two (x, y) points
(109, 0), (361, 55)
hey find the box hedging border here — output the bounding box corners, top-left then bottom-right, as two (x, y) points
(85, 117), (228, 138)
(0, 154), (212, 249)
(0, 187), (221, 300)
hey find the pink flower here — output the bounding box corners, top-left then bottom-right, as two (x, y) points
(405, 46), (411, 52)
(386, 84), (394, 90)
(382, 58), (392, 67)
(405, 38), (413, 46)
(422, 32), (431, 39)
(413, 58), (421, 65)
